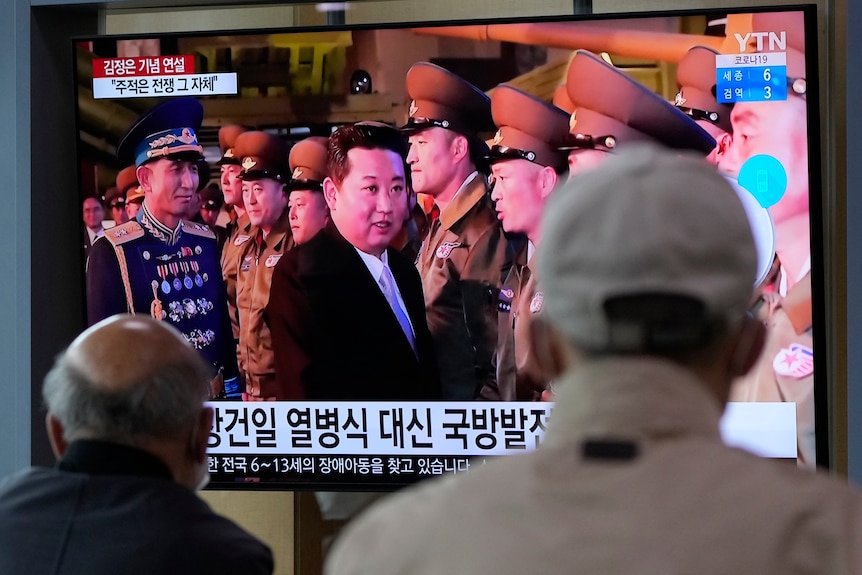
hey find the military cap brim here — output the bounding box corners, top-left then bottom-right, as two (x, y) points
(566, 50), (715, 155)
(117, 97), (205, 166)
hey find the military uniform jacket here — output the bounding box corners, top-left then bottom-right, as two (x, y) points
(221, 212), (253, 349)
(0, 440), (273, 575)
(730, 273), (815, 465)
(481, 242), (545, 401)
(236, 218), (294, 398)
(327, 357), (862, 575)
(86, 204), (237, 378)
(266, 222), (440, 400)
(417, 173), (519, 400)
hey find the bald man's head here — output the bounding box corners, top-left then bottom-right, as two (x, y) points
(43, 315), (211, 447)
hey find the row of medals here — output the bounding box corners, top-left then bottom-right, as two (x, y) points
(151, 260), (209, 295)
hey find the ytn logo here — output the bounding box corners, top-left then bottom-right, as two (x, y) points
(734, 31), (787, 52)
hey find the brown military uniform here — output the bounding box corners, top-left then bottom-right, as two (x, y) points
(417, 174), (515, 399)
(731, 273), (815, 465)
(236, 220), (294, 398)
(222, 213), (252, 349)
(232, 130), (292, 399)
(403, 62), (519, 400)
(479, 85), (569, 401)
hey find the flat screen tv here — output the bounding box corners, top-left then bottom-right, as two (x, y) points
(73, 3), (823, 490)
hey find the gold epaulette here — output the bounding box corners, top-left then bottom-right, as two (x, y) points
(182, 220), (216, 240)
(103, 221), (144, 246)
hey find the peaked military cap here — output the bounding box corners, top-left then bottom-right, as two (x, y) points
(487, 84), (570, 170)
(675, 46), (733, 133)
(287, 136), (329, 192)
(117, 97), (204, 167)
(116, 164), (144, 204)
(104, 186), (124, 209)
(401, 62), (494, 135)
(563, 50), (715, 154)
(215, 125), (249, 166)
(234, 131), (289, 182)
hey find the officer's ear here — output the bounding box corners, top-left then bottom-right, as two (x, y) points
(539, 165), (559, 200)
(528, 317), (570, 381)
(136, 164), (152, 193)
(450, 134), (469, 164)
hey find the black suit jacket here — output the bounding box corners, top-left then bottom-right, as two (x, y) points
(266, 222), (440, 400)
(0, 440), (273, 575)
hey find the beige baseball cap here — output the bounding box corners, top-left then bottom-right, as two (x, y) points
(538, 144), (757, 352)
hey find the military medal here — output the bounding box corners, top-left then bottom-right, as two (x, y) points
(158, 265), (171, 294)
(171, 262), (183, 291)
(182, 262), (194, 290)
(191, 261), (203, 287)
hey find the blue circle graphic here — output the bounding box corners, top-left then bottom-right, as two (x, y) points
(737, 154), (787, 209)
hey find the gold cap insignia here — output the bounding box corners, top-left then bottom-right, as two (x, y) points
(492, 129), (504, 146)
(242, 157), (257, 170)
(224, 148), (235, 158)
(292, 167), (303, 180)
(409, 100), (418, 117)
(569, 110), (578, 133)
(673, 91), (686, 107)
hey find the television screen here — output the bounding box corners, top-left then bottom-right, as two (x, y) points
(74, 4), (821, 490)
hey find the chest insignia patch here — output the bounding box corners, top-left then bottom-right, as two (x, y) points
(530, 291), (544, 314)
(234, 234), (251, 246)
(240, 255), (253, 272)
(265, 254), (282, 268)
(436, 241), (460, 259)
(773, 344), (814, 378)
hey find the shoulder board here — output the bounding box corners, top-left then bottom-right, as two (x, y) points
(103, 221), (144, 246)
(182, 221), (216, 240)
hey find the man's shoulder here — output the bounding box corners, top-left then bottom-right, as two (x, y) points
(100, 220), (145, 247)
(182, 220), (217, 240)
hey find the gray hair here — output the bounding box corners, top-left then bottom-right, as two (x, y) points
(42, 348), (210, 446)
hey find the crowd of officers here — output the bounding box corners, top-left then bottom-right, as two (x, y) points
(83, 11), (812, 462)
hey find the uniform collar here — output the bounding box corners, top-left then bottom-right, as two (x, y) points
(439, 171), (487, 231)
(544, 356), (724, 449)
(139, 201), (182, 245)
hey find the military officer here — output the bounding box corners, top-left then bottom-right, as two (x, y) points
(722, 12), (815, 466)
(477, 85), (570, 401)
(117, 165), (144, 220)
(286, 136), (330, 245)
(86, 97), (240, 398)
(402, 62), (521, 400)
(216, 125), (252, 359)
(233, 131), (294, 401)
(104, 186), (128, 226)
(562, 49), (715, 179)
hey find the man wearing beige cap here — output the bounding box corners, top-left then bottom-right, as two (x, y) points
(325, 145), (862, 575)
(233, 131), (294, 401)
(403, 61), (519, 400)
(286, 136), (330, 245)
(563, 49), (715, 178)
(479, 85), (570, 401)
(719, 11), (815, 466)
